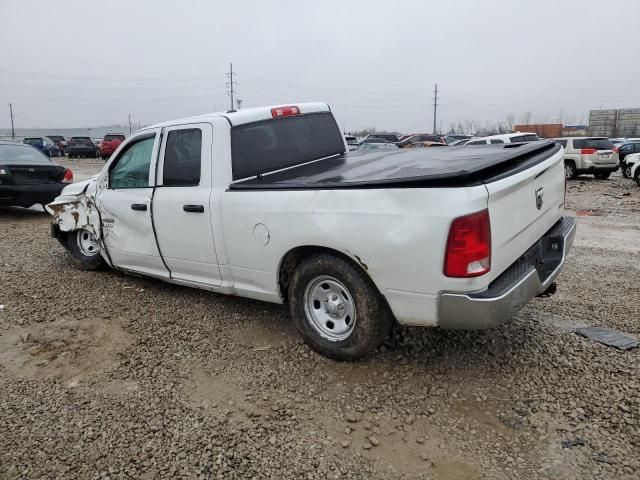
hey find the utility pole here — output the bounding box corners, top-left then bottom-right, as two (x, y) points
(432, 84), (438, 134)
(128, 114), (132, 135)
(9, 103), (15, 139)
(226, 63), (237, 111)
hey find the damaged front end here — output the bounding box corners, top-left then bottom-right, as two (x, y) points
(46, 177), (102, 250)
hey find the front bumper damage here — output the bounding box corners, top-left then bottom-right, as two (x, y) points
(438, 216), (576, 329)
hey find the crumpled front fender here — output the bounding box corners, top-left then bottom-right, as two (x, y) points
(46, 177), (101, 239)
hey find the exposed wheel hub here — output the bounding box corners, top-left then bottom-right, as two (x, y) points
(304, 276), (356, 342)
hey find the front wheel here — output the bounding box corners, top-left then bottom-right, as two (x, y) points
(594, 172), (611, 180)
(288, 254), (392, 360)
(66, 228), (105, 270)
(624, 164), (632, 179)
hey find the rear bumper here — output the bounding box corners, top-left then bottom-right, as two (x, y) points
(438, 215), (576, 329)
(68, 148), (96, 155)
(0, 183), (66, 207)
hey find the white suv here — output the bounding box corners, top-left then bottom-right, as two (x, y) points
(466, 132), (541, 145)
(553, 137), (619, 180)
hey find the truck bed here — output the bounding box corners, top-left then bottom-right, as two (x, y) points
(230, 141), (561, 190)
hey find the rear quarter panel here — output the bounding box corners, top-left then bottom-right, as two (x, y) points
(220, 186), (489, 323)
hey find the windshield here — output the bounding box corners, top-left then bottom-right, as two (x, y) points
(69, 137), (93, 144)
(104, 134), (125, 141)
(0, 144), (51, 163)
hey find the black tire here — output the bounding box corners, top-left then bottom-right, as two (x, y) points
(635, 169), (640, 187)
(68, 154), (74, 159)
(624, 164), (632, 179)
(288, 253), (392, 361)
(65, 229), (105, 271)
(622, 163), (629, 178)
(594, 172), (610, 180)
(564, 161), (577, 180)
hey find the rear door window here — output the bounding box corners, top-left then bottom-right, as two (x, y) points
(510, 134), (540, 142)
(573, 138), (614, 150)
(490, 139), (504, 144)
(468, 140), (487, 145)
(162, 128), (202, 186)
(231, 112), (344, 180)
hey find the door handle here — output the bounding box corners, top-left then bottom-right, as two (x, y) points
(183, 204), (205, 213)
(131, 203), (148, 211)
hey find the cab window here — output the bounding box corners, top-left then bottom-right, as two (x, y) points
(109, 136), (155, 189)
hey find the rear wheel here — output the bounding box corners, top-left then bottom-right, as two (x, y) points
(564, 161), (577, 180)
(288, 253), (392, 360)
(66, 228), (104, 270)
(624, 164), (632, 179)
(594, 172), (611, 180)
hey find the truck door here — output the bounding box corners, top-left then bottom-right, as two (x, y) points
(96, 129), (170, 279)
(151, 123), (222, 286)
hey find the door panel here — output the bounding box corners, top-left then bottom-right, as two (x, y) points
(96, 130), (169, 278)
(152, 123), (222, 286)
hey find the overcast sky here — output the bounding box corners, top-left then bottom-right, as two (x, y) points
(1, 0), (639, 133)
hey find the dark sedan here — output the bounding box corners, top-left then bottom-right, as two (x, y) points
(0, 141), (73, 208)
(67, 136), (98, 158)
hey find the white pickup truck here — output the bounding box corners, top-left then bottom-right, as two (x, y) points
(48, 103), (575, 360)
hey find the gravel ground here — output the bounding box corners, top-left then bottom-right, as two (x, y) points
(0, 166), (639, 480)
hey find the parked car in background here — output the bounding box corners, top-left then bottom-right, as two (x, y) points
(554, 137), (619, 180)
(344, 135), (359, 151)
(46, 135), (67, 155)
(467, 133), (541, 145)
(100, 133), (126, 160)
(47, 103), (574, 360)
(358, 142), (400, 151)
(450, 138), (472, 146)
(625, 153), (640, 184)
(0, 141), (73, 208)
(397, 134), (446, 148)
(67, 136), (98, 158)
(444, 134), (473, 144)
(618, 141), (640, 177)
(23, 137), (62, 157)
(359, 137), (394, 145)
(363, 133), (401, 143)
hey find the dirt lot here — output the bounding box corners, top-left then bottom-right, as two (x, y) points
(1, 161), (639, 480)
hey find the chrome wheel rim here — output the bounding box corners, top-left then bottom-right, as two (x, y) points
(564, 165), (573, 179)
(625, 166), (632, 178)
(303, 276), (356, 342)
(77, 229), (99, 257)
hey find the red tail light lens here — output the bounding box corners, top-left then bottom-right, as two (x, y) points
(271, 106), (300, 118)
(444, 209), (491, 278)
(62, 168), (73, 184)
(581, 148), (597, 154)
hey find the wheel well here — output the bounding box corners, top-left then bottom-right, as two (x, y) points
(278, 246), (370, 302)
(565, 159), (576, 167)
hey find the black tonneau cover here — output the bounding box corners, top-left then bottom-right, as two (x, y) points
(230, 141), (560, 190)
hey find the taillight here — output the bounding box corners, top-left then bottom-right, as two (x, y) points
(581, 148), (597, 154)
(62, 168), (73, 183)
(444, 209), (491, 278)
(271, 106), (300, 118)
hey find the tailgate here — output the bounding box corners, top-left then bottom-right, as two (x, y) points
(485, 146), (566, 281)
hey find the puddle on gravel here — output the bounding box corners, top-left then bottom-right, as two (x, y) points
(0, 316), (132, 381)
